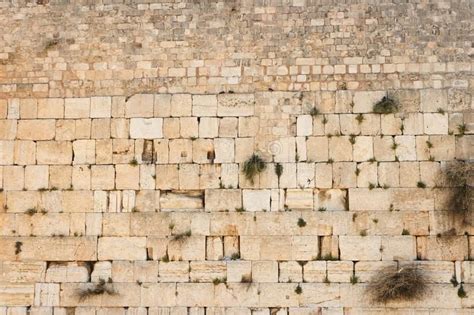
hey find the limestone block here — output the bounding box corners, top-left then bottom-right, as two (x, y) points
(306, 137), (328, 162)
(414, 261), (454, 283)
(381, 236), (416, 261)
(176, 283), (214, 307)
(242, 190), (271, 211)
(130, 118), (163, 139)
(45, 262), (89, 283)
(340, 115), (360, 135)
(171, 94), (192, 117)
(155, 165), (179, 190)
(54, 120), (74, 141)
(133, 261), (159, 283)
(24, 165), (48, 190)
(296, 163), (315, 188)
(72, 167), (90, 190)
(6, 191), (41, 213)
(286, 189), (313, 210)
(0, 283), (34, 306)
(17, 120), (55, 140)
(158, 261), (189, 282)
(238, 117), (259, 137)
(199, 164), (221, 189)
(324, 115), (340, 135)
(190, 261), (226, 282)
(327, 261), (352, 283)
(3, 166), (24, 190)
(329, 137), (352, 161)
(154, 139), (169, 164)
(278, 163), (297, 189)
(312, 115), (325, 135)
(0, 237), (97, 261)
(349, 188), (391, 211)
(429, 135), (456, 160)
(353, 137), (373, 162)
(20, 100), (37, 119)
(353, 91), (386, 113)
(115, 164), (139, 190)
(36, 141), (72, 165)
(199, 117), (218, 138)
(372, 137), (393, 161)
(90, 97), (111, 118)
(176, 164), (199, 190)
(315, 163), (332, 189)
(339, 236), (382, 261)
(225, 261), (251, 283)
(213, 138), (234, 163)
(102, 213), (130, 236)
(381, 114), (402, 135)
(399, 162), (419, 187)
(90, 165), (114, 190)
(403, 113), (424, 134)
(273, 137), (297, 163)
(0, 261), (46, 283)
(161, 117), (180, 139)
(91, 118), (111, 139)
(392, 188), (434, 211)
(395, 136), (416, 161)
(356, 162), (377, 188)
(335, 90), (353, 113)
(168, 236), (206, 261)
(378, 162), (399, 187)
(160, 191), (203, 210)
(179, 117), (198, 138)
(257, 283), (299, 307)
(0, 120), (17, 140)
(251, 261), (278, 282)
(314, 189), (347, 211)
(217, 94), (254, 117)
(219, 117), (238, 138)
(279, 261), (302, 283)
(64, 98), (90, 118)
(73, 140), (95, 164)
(333, 162), (356, 188)
(420, 89), (447, 112)
(111, 118), (129, 139)
(125, 94), (154, 118)
(303, 261), (326, 282)
(206, 236), (223, 260)
(74, 118), (91, 139)
(205, 189), (241, 212)
(37, 98), (64, 118)
(360, 114), (381, 135)
(169, 139), (192, 163)
(234, 138), (254, 163)
(417, 236), (468, 261)
(14, 141), (35, 165)
(424, 113), (448, 134)
(154, 94), (172, 117)
(135, 190), (160, 212)
(297, 115), (312, 136)
(62, 191), (93, 212)
(192, 95), (217, 117)
(98, 237), (146, 261)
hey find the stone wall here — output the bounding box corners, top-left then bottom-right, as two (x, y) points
(0, 0), (473, 314)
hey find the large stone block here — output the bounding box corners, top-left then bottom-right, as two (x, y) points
(36, 141), (72, 165)
(130, 118), (163, 139)
(125, 94), (154, 118)
(339, 236), (382, 261)
(98, 237), (147, 261)
(205, 189), (241, 212)
(17, 120), (55, 140)
(217, 94), (254, 117)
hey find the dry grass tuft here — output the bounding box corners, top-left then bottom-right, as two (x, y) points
(440, 161), (473, 214)
(77, 278), (117, 301)
(242, 154), (266, 184)
(367, 265), (428, 303)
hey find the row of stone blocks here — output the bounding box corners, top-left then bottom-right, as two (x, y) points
(0, 187), (464, 212)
